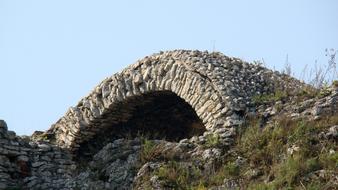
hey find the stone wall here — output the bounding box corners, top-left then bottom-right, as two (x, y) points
(46, 50), (303, 153)
(0, 120), (75, 189)
(0, 50), (310, 189)
(76, 90), (206, 158)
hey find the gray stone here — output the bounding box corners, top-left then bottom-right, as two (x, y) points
(17, 155), (29, 162)
(0, 120), (8, 133)
(7, 130), (16, 140)
(37, 143), (52, 151)
(202, 148), (221, 161)
(0, 50), (333, 189)
(326, 125), (338, 139)
(45, 50), (304, 152)
(32, 161), (47, 168)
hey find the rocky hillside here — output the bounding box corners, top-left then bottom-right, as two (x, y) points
(0, 50), (337, 190)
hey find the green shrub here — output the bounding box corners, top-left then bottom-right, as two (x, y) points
(204, 134), (220, 148)
(136, 115), (338, 189)
(319, 152), (338, 170)
(140, 139), (159, 163)
(235, 116), (337, 189)
(223, 162), (240, 177)
(273, 156), (303, 187)
(252, 90), (287, 104)
(318, 83), (332, 98)
(306, 181), (329, 190)
(206, 157), (241, 186)
(155, 161), (202, 189)
(238, 120), (286, 167)
(195, 182), (208, 190)
(295, 85), (321, 101)
(247, 183), (275, 190)
(332, 80), (338, 87)
(305, 157), (321, 173)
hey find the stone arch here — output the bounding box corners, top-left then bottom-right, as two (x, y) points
(47, 50), (233, 152)
(76, 90), (207, 157)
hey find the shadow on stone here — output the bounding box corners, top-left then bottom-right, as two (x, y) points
(76, 91), (205, 160)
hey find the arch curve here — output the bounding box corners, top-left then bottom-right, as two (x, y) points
(77, 90), (207, 157)
(47, 50), (242, 152)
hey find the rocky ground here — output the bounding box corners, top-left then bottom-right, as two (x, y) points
(0, 50), (337, 189)
(0, 83), (337, 189)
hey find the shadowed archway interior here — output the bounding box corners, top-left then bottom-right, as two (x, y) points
(77, 91), (206, 158)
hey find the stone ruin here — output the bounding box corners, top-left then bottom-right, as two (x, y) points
(0, 50), (309, 189)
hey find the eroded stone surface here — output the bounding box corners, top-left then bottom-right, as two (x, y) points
(0, 121), (76, 189)
(1, 50), (324, 189)
(46, 50), (301, 153)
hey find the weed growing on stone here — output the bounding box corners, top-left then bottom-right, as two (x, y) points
(234, 115), (338, 189)
(139, 138), (160, 164)
(155, 161), (202, 189)
(252, 89), (288, 105)
(203, 133), (220, 148)
(135, 113), (337, 189)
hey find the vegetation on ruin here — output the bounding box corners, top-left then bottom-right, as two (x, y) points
(136, 111), (337, 189)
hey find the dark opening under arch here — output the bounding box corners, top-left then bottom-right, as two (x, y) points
(77, 91), (206, 158)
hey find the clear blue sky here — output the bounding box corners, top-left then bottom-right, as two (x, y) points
(1, 0), (337, 135)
